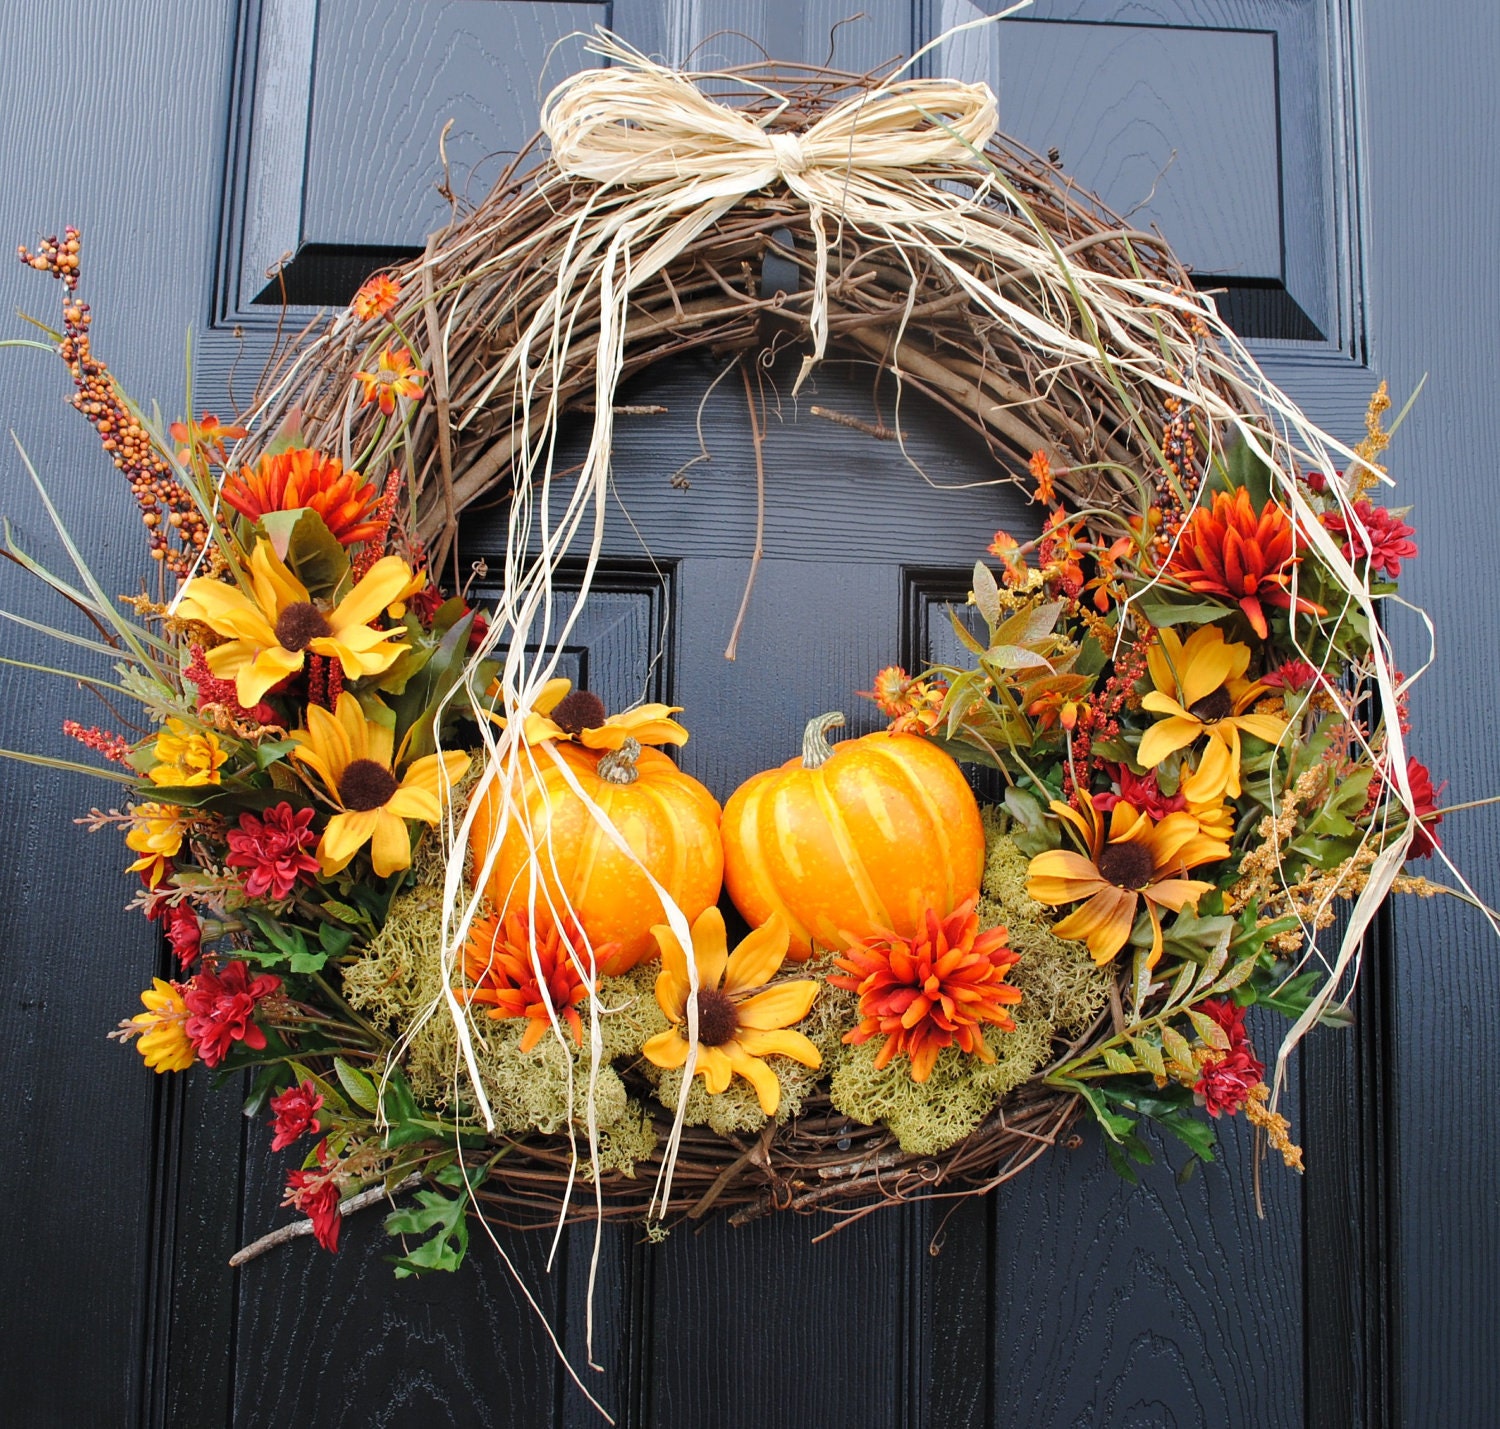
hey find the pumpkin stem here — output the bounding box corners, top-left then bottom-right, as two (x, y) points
(598, 736), (642, 784)
(801, 711), (846, 768)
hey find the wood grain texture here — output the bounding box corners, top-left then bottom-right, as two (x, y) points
(304, 1), (602, 247)
(1362, 2), (1500, 1420)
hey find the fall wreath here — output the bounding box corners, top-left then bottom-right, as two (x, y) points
(7, 28), (1462, 1281)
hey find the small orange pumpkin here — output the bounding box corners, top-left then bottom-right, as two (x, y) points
(721, 712), (985, 960)
(469, 737), (723, 971)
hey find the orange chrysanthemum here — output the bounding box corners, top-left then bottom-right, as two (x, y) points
(221, 448), (383, 545)
(351, 273), (401, 321)
(461, 910), (617, 1052)
(354, 346), (425, 416)
(830, 896), (1022, 1083)
(1164, 486), (1323, 638)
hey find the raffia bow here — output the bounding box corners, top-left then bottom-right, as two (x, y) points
(541, 34), (999, 390)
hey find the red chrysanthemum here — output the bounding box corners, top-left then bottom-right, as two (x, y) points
(1192, 997), (1265, 1117)
(284, 1144), (342, 1254)
(1165, 487), (1323, 638)
(1321, 499), (1418, 580)
(829, 897), (1022, 1082)
(268, 1079), (324, 1152)
(461, 911), (617, 1051)
(182, 961), (281, 1068)
(226, 803), (321, 900)
(1260, 658), (1319, 693)
(221, 448), (383, 545)
(162, 903), (202, 968)
(1092, 764), (1186, 821)
(1404, 756), (1444, 860)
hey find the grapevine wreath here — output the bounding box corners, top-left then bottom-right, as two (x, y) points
(8, 28), (1468, 1282)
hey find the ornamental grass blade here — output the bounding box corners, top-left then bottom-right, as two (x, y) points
(0, 746), (136, 783)
(9, 434), (165, 669)
(0, 607), (122, 657)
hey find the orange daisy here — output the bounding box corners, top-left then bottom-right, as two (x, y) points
(221, 448), (383, 546)
(1026, 792), (1229, 966)
(829, 896), (1021, 1083)
(354, 346), (425, 416)
(351, 273), (401, 321)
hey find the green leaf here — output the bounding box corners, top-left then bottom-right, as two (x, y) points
(335, 1057), (380, 1113)
(242, 1063), (288, 1119)
(971, 560), (1000, 626)
(1058, 1077), (1136, 1144)
(257, 508), (350, 600)
(1186, 1008), (1231, 1051)
(1130, 1036), (1166, 1080)
(253, 738), (299, 771)
(1208, 433), (1274, 507)
(1153, 1109), (1218, 1162)
(1131, 592), (1238, 629)
(1161, 1024), (1195, 1072)
(384, 1164), (483, 1278)
(1101, 1047), (1136, 1076)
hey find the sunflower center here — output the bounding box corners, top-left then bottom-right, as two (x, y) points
(549, 689), (607, 735)
(338, 757), (398, 812)
(274, 601), (332, 652)
(1097, 840), (1156, 891)
(1188, 686), (1234, 724)
(690, 987), (740, 1047)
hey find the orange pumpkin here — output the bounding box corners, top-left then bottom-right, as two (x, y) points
(721, 712), (985, 960)
(469, 737), (723, 971)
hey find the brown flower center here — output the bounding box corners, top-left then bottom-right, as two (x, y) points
(1187, 687), (1234, 724)
(337, 757), (398, 811)
(274, 601), (332, 652)
(689, 987), (740, 1047)
(1097, 840), (1156, 891)
(549, 689), (607, 735)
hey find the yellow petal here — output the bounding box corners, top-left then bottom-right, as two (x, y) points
(331, 691), (375, 765)
(330, 555), (416, 631)
(176, 578), (275, 645)
(736, 1027), (822, 1068)
(688, 905), (729, 991)
(1233, 712), (1289, 747)
(726, 1044), (782, 1115)
(1182, 739), (1234, 804)
(723, 915), (790, 994)
(314, 631), (406, 682)
(1052, 887), (1137, 965)
(651, 924), (691, 1017)
(1140, 691), (1193, 720)
(236, 643), (303, 707)
(1179, 628), (1246, 707)
(1026, 850), (1110, 906)
(735, 979), (818, 1030)
(694, 1044), (733, 1094)
(1148, 628), (1186, 699)
(642, 1028), (689, 1070)
(248, 539), (309, 615)
(1136, 716), (1203, 770)
(367, 809), (413, 877)
(318, 809), (379, 875)
(535, 678), (572, 717)
(1144, 877), (1215, 913)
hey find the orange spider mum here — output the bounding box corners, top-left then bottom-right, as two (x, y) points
(351, 273), (401, 321)
(169, 412), (247, 465)
(1026, 792), (1229, 967)
(1028, 450), (1056, 504)
(461, 910), (616, 1052)
(221, 448), (383, 546)
(829, 896), (1021, 1083)
(1164, 486), (1323, 638)
(355, 346), (425, 416)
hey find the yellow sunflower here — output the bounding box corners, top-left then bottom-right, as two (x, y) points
(642, 908), (820, 1115)
(175, 540), (413, 708)
(1026, 791), (1229, 966)
(1136, 626), (1288, 798)
(289, 692), (470, 877)
(492, 676), (688, 750)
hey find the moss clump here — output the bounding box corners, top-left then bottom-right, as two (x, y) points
(825, 811), (1109, 1156)
(340, 849), (662, 1173)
